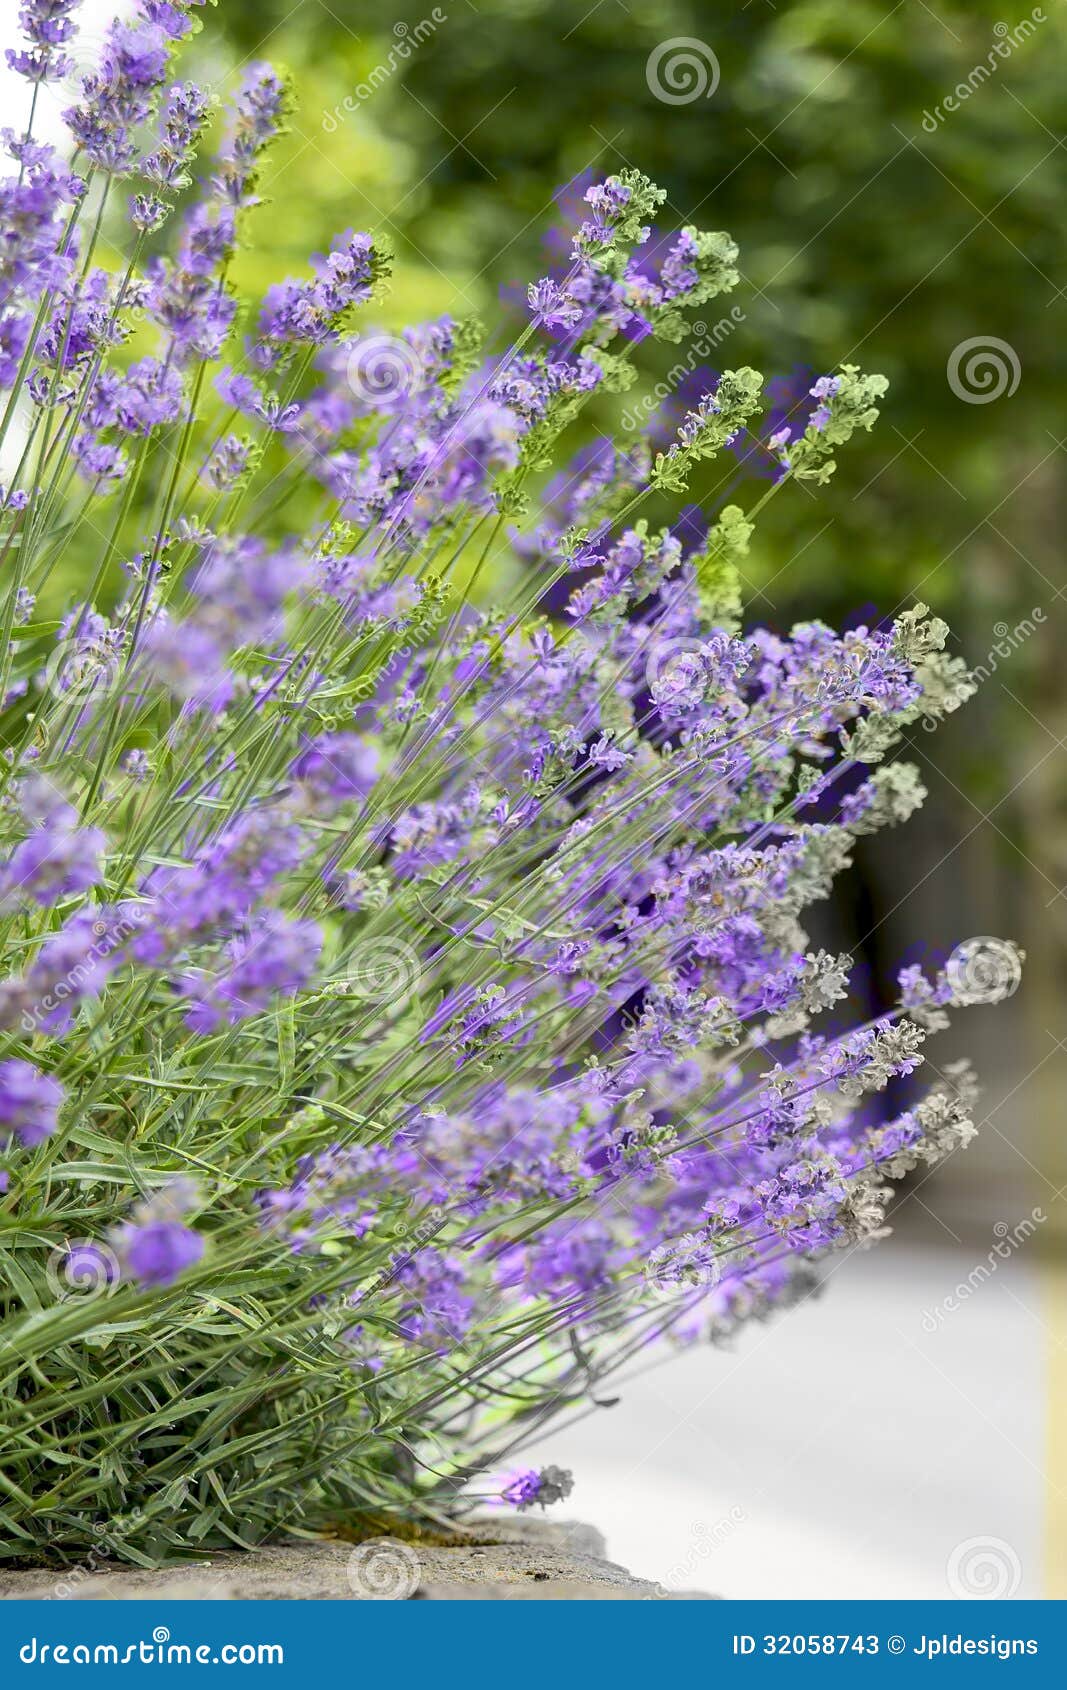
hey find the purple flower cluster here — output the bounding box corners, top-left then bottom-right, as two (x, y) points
(255, 231), (382, 369)
(527, 174), (738, 347)
(63, 3), (202, 176)
(0, 778), (104, 909)
(0, 1057), (64, 1147)
(5, 2), (80, 86)
(501, 1465), (574, 1511)
(120, 1218), (202, 1286)
(179, 909), (323, 1033)
(111, 1180), (204, 1288)
(0, 144), (83, 389)
(0, 5), (1009, 1545)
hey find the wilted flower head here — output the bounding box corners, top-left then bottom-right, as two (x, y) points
(502, 1466), (575, 1511)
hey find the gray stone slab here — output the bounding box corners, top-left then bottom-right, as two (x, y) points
(0, 1519), (713, 1601)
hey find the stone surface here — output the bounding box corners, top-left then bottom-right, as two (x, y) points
(0, 1518), (713, 1601)
(413, 1581), (709, 1600)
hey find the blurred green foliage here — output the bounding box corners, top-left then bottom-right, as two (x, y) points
(188, 0), (1064, 775)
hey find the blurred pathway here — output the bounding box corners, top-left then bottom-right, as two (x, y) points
(520, 1241), (1046, 1599)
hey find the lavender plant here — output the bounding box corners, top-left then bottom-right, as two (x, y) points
(0, 0), (1019, 1564)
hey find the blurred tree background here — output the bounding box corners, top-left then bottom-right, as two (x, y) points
(184, 0), (1064, 1223)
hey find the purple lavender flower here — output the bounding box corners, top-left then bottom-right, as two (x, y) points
(71, 432), (128, 486)
(63, 11), (176, 175)
(501, 1469), (542, 1509)
(253, 231), (382, 370)
(0, 313), (31, 388)
(527, 278), (583, 332)
(291, 732), (379, 814)
(120, 1220), (204, 1288)
(0, 778), (105, 908)
(127, 808), (304, 967)
(392, 1246), (475, 1350)
(111, 355), (185, 434)
(0, 88), (1006, 1553)
(4, 2), (80, 86)
(214, 369), (301, 432)
(0, 149), (83, 321)
(201, 434), (257, 493)
(36, 269), (135, 374)
(179, 910), (323, 1033)
(0, 1058), (64, 1146)
(62, 1240), (117, 1292)
(501, 1465), (574, 1511)
(433, 400), (522, 506)
(142, 80), (211, 194)
(144, 202), (238, 359)
(211, 62), (290, 209)
(189, 533), (300, 644)
(18, 909), (127, 1034)
(140, 618), (233, 711)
